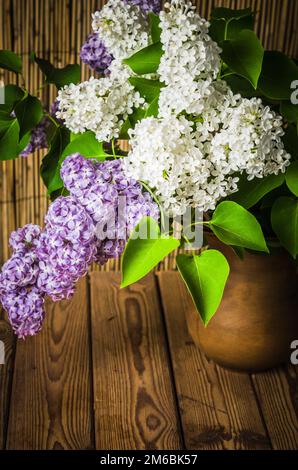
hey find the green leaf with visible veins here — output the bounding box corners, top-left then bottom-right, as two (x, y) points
(210, 201), (268, 252)
(221, 30), (264, 89)
(41, 126), (70, 194)
(128, 77), (164, 103)
(149, 12), (162, 43)
(15, 94), (43, 139)
(176, 250), (230, 325)
(0, 119), (20, 160)
(123, 42), (163, 75)
(121, 217), (180, 288)
(34, 55), (81, 88)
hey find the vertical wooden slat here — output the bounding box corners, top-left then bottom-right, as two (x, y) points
(6, 279), (94, 450)
(89, 272), (182, 450)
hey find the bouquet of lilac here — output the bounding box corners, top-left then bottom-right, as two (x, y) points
(0, 0), (297, 337)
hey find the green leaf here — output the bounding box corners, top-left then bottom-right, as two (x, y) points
(70, 132), (82, 142)
(0, 50), (22, 73)
(128, 77), (164, 103)
(221, 30), (264, 89)
(280, 101), (298, 124)
(230, 173), (285, 208)
(34, 56), (81, 88)
(210, 201), (269, 252)
(121, 217), (180, 288)
(258, 51), (298, 100)
(149, 12), (162, 43)
(271, 196), (298, 258)
(41, 126), (70, 193)
(260, 184), (291, 209)
(145, 96), (159, 117)
(119, 108), (147, 138)
(14, 94), (43, 139)
(61, 131), (109, 161)
(128, 107), (146, 127)
(176, 250), (230, 325)
(286, 161), (298, 197)
(283, 124), (298, 160)
(0, 112), (14, 134)
(119, 117), (131, 140)
(211, 7), (253, 20)
(0, 119), (20, 160)
(224, 74), (261, 98)
(231, 245), (245, 260)
(209, 8), (254, 43)
(123, 42), (163, 75)
(0, 84), (24, 112)
(16, 132), (31, 155)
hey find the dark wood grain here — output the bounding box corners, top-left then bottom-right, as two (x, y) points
(157, 272), (271, 450)
(89, 272), (182, 450)
(6, 279), (94, 450)
(252, 365), (298, 449)
(0, 310), (15, 449)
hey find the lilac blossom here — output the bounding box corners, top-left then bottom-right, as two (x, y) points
(0, 227), (45, 339)
(45, 196), (95, 245)
(9, 224), (42, 254)
(0, 253), (39, 293)
(80, 33), (113, 73)
(37, 227), (96, 301)
(1, 287), (45, 339)
(50, 99), (64, 125)
(61, 154), (159, 264)
(20, 118), (49, 157)
(0, 154), (158, 338)
(124, 0), (162, 14)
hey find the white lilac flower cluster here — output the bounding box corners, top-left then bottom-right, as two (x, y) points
(157, 0), (221, 117)
(92, 0), (149, 60)
(124, 0), (291, 216)
(57, 64), (145, 142)
(58, 0), (150, 141)
(125, 93), (289, 215)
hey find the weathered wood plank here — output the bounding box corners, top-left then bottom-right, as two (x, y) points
(157, 271), (271, 450)
(0, 310), (15, 450)
(6, 279), (94, 450)
(89, 272), (182, 450)
(252, 365), (298, 449)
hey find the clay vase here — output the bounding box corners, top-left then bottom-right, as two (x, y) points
(185, 235), (298, 372)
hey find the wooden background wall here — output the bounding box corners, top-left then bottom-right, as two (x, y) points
(0, 0), (297, 270)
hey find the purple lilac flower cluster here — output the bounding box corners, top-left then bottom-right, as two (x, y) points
(80, 33), (113, 74)
(0, 225), (45, 338)
(124, 0), (162, 14)
(20, 100), (62, 158)
(61, 154), (159, 264)
(0, 154), (159, 338)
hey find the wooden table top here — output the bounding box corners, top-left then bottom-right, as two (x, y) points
(0, 272), (297, 450)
